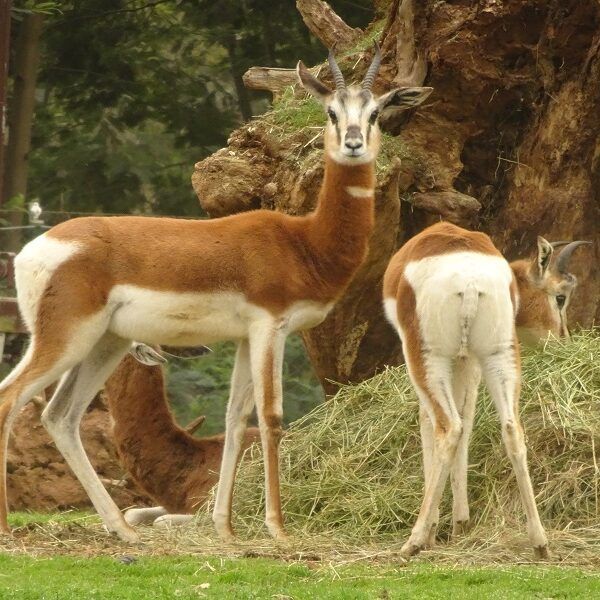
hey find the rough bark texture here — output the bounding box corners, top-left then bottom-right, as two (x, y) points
(192, 0), (600, 391)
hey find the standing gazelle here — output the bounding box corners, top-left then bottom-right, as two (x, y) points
(383, 222), (549, 558)
(0, 46), (432, 542)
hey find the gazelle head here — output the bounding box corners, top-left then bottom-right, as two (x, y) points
(534, 238), (592, 331)
(516, 237), (592, 344)
(296, 45), (433, 165)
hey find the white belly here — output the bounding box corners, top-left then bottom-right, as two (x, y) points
(107, 285), (333, 346)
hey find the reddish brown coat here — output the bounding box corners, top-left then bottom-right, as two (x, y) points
(104, 355), (259, 514)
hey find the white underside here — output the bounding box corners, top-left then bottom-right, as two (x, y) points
(15, 236), (333, 346)
(107, 285), (333, 345)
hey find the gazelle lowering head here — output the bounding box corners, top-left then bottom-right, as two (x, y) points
(383, 222), (549, 558)
(297, 45), (432, 165)
(0, 46), (431, 543)
(511, 238), (591, 345)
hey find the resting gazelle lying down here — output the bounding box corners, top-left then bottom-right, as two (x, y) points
(104, 345), (260, 529)
(383, 222), (589, 558)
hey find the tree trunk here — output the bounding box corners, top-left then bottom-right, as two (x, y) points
(192, 0), (600, 391)
(0, 0), (12, 207)
(3, 13), (44, 251)
(225, 33), (252, 122)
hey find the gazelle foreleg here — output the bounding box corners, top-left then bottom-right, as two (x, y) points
(41, 333), (135, 542)
(449, 356), (480, 537)
(249, 320), (287, 540)
(212, 340), (254, 541)
(480, 343), (548, 558)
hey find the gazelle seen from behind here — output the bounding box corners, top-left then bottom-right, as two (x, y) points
(0, 46), (432, 542)
(383, 222), (550, 558)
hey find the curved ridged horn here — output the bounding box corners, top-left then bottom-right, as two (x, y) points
(328, 48), (346, 90)
(362, 42), (382, 90)
(550, 241), (570, 248)
(555, 241), (592, 274)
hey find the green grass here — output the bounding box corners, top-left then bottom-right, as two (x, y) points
(7, 510), (98, 528)
(0, 555), (598, 599)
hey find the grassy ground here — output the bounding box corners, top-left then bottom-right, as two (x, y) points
(1, 554), (599, 599)
(2, 512), (600, 599)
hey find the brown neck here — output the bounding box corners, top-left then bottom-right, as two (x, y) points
(308, 154), (376, 279)
(104, 356), (178, 441)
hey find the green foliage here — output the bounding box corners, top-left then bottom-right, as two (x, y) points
(0, 553), (598, 599)
(14, 0), (373, 217)
(166, 334), (324, 435)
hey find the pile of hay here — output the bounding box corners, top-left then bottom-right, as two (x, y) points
(228, 330), (599, 543)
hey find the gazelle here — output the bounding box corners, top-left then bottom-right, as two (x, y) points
(104, 346), (260, 529)
(511, 239), (591, 345)
(383, 222), (550, 558)
(0, 46), (432, 542)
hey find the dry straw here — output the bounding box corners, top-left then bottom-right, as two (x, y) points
(221, 330), (599, 550)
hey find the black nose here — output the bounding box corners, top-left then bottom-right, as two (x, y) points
(345, 137), (363, 150)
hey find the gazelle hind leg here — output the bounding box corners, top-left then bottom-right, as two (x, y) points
(0, 343), (85, 533)
(402, 354), (462, 557)
(417, 402), (439, 548)
(480, 346), (548, 558)
(249, 320), (287, 540)
(450, 356), (480, 538)
(153, 514), (194, 529)
(212, 340), (254, 541)
(124, 506), (168, 526)
(41, 333), (135, 542)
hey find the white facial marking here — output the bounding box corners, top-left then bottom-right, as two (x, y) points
(345, 186), (374, 198)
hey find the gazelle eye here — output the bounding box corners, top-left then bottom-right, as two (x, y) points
(327, 108), (337, 124)
(556, 294), (566, 309)
(369, 109), (379, 124)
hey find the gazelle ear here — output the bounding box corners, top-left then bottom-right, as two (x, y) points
(296, 61), (332, 104)
(377, 86), (433, 111)
(536, 236), (554, 278)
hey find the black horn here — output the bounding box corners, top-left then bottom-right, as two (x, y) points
(328, 48), (346, 90)
(555, 241), (592, 274)
(362, 42), (382, 90)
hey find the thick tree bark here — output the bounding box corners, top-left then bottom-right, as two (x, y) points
(3, 13), (43, 251)
(193, 0), (600, 391)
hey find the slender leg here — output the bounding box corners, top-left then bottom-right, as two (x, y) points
(0, 342), (78, 533)
(154, 514), (194, 528)
(212, 340), (254, 540)
(249, 320), (287, 540)
(402, 353), (462, 557)
(480, 344), (548, 558)
(124, 506), (168, 526)
(450, 356), (480, 537)
(417, 400), (439, 547)
(41, 333), (135, 542)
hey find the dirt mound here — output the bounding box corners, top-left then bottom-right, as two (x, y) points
(7, 396), (150, 511)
